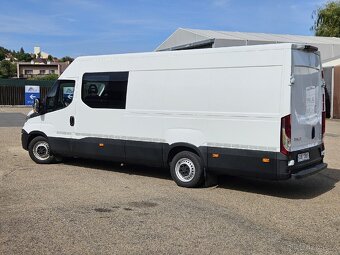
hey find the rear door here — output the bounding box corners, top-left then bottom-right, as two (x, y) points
(291, 47), (324, 152)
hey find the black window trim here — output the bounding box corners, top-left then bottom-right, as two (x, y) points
(44, 79), (76, 113)
(81, 71), (129, 110)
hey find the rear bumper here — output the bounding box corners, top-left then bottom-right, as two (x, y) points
(206, 144), (326, 180)
(277, 144), (326, 180)
(291, 163), (327, 179)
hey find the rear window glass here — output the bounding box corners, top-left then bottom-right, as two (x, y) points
(293, 50), (321, 70)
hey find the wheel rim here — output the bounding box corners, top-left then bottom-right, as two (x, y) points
(33, 141), (50, 161)
(175, 158), (196, 182)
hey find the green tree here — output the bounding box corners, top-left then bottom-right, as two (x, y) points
(0, 46), (9, 54)
(0, 51), (5, 61)
(17, 47), (25, 61)
(312, 1), (340, 37)
(61, 56), (74, 62)
(0, 46), (9, 61)
(14, 47), (33, 62)
(0, 60), (17, 78)
(47, 55), (53, 61)
(24, 53), (33, 62)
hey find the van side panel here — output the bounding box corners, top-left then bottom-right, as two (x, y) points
(125, 49), (289, 178)
(127, 64), (285, 152)
(73, 138), (125, 162)
(206, 147), (279, 179)
(125, 140), (163, 167)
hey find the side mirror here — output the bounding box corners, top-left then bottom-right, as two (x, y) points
(33, 98), (40, 113)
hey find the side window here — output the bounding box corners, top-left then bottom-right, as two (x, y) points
(82, 72), (128, 109)
(45, 82), (58, 112)
(45, 80), (75, 113)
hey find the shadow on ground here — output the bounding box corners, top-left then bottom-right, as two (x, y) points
(63, 158), (172, 181)
(216, 168), (339, 199)
(62, 158), (339, 200)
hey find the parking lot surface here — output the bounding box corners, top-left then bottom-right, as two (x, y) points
(0, 112), (26, 127)
(0, 107), (339, 255)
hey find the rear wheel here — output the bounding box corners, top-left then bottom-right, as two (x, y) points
(170, 151), (204, 188)
(28, 136), (55, 164)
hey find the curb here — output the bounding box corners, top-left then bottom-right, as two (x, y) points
(0, 105), (31, 108)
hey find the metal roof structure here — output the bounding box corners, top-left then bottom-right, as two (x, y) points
(156, 28), (340, 63)
(323, 56), (340, 67)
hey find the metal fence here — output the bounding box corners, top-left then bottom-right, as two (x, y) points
(0, 79), (55, 105)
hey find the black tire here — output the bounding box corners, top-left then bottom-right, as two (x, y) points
(28, 136), (55, 164)
(170, 151), (204, 188)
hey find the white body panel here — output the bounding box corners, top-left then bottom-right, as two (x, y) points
(24, 43), (319, 153)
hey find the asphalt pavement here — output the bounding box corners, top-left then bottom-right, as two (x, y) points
(0, 113), (26, 127)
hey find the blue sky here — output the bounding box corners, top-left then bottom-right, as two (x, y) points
(0, 0), (328, 58)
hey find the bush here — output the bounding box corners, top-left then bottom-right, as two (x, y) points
(28, 73), (59, 80)
(0, 60), (16, 78)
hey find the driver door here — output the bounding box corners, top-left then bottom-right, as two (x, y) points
(40, 78), (76, 156)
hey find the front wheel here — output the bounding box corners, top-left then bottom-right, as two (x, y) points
(170, 151), (204, 188)
(28, 136), (55, 164)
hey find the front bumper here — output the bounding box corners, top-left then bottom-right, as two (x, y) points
(21, 129), (29, 150)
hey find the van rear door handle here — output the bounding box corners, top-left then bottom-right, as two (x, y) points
(70, 116), (75, 126)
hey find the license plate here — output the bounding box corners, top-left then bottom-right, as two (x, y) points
(297, 152), (310, 162)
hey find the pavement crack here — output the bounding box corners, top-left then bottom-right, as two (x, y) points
(1, 168), (17, 181)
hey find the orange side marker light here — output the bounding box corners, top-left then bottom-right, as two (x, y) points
(262, 158), (270, 163)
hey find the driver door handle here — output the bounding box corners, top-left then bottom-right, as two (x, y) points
(70, 116), (75, 126)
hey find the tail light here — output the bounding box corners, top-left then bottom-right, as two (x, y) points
(281, 115), (291, 156)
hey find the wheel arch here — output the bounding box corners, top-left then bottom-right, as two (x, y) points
(26, 131), (48, 149)
(164, 142), (207, 167)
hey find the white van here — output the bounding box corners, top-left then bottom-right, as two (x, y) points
(22, 43), (327, 187)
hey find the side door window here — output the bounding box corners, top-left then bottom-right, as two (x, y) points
(82, 72), (128, 109)
(45, 80), (75, 113)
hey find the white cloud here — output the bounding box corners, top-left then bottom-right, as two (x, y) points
(0, 14), (72, 36)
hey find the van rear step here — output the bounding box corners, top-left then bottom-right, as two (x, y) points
(291, 163), (327, 179)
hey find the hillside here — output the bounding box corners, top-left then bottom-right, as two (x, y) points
(0, 46), (33, 62)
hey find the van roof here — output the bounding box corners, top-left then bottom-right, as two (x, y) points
(60, 43), (309, 78)
(76, 43), (299, 61)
